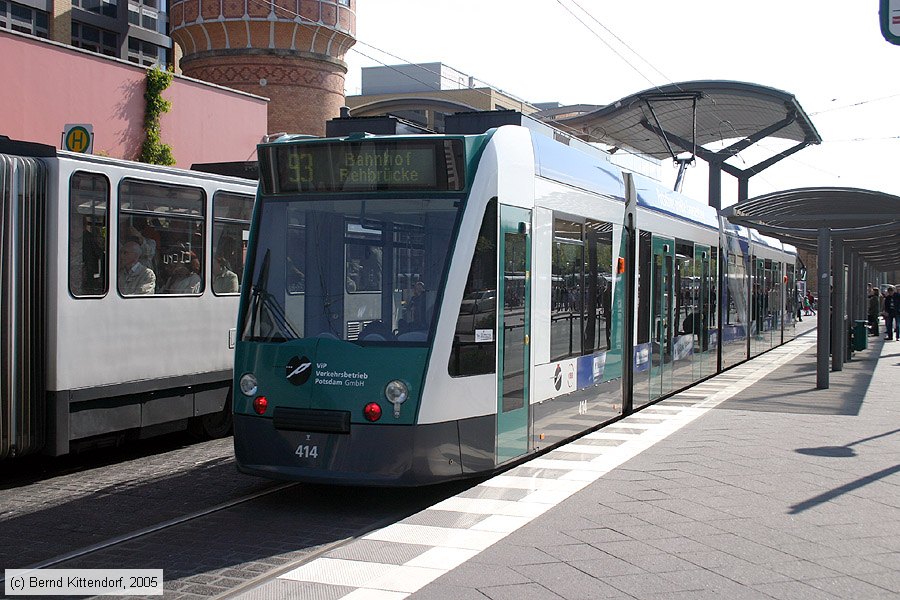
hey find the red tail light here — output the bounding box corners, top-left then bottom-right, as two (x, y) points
(363, 402), (382, 422)
(253, 396), (268, 415)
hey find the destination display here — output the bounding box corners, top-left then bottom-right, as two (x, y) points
(266, 139), (465, 193)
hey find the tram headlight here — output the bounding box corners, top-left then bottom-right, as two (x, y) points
(384, 380), (409, 418)
(239, 373), (258, 397)
(384, 380), (408, 404)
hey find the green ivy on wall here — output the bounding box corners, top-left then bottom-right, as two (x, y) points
(139, 67), (176, 165)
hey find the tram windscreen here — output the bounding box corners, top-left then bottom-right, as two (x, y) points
(241, 197), (460, 344)
(261, 140), (466, 194)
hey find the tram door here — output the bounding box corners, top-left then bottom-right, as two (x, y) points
(649, 236), (675, 400)
(497, 206), (531, 464)
(693, 245), (712, 380)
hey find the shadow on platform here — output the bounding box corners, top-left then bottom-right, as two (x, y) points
(717, 335), (881, 416)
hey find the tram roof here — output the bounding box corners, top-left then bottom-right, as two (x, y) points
(553, 80), (822, 159)
(721, 187), (900, 271)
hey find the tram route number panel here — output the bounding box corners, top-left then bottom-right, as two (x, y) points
(270, 140), (464, 193)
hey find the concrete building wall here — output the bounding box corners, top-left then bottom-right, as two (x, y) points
(0, 30), (267, 168)
(363, 62), (439, 94)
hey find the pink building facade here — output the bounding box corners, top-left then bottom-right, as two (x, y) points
(0, 30), (268, 168)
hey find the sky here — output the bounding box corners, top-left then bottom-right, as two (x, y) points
(342, 1), (900, 206)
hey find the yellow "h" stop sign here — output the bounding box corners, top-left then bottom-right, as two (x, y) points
(63, 124), (93, 153)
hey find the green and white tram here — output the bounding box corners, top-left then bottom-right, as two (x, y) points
(233, 117), (798, 485)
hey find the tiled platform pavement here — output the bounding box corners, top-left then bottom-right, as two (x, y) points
(239, 328), (899, 600)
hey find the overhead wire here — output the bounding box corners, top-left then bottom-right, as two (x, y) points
(248, 0), (530, 107)
(824, 135), (900, 142)
(552, 0), (661, 92)
(553, 0), (804, 192)
(551, 0), (716, 176)
(809, 93), (900, 116)
(239, 0), (671, 172)
(549, 2), (892, 195)
(564, 0), (679, 90)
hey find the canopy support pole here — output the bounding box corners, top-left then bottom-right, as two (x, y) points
(817, 227), (831, 389)
(832, 238), (844, 371)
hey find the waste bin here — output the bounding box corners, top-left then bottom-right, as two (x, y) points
(854, 320), (868, 351)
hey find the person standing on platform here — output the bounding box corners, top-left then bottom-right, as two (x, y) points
(868, 284), (881, 337)
(883, 286), (899, 341)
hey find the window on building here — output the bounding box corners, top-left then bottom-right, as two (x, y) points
(127, 36), (166, 67)
(72, 21), (118, 56)
(1, 1), (49, 37)
(72, 0), (117, 18)
(128, 0), (165, 33)
(211, 191), (253, 295)
(69, 172), (110, 297)
(117, 180), (206, 297)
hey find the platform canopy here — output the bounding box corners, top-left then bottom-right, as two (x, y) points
(722, 187), (900, 272)
(723, 187), (900, 390)
(557, 80), (821, 158)
(552, 81), (823, 208)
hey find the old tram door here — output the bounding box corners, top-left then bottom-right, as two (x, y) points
(497, 206), (531, 464)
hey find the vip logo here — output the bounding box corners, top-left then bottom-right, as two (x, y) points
(285, 356), (312, 386)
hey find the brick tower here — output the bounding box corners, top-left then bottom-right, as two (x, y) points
(169, 0), (356, 136)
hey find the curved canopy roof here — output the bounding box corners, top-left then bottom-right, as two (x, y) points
(557, 80), (822, 159)
(722, 188), (900, 271)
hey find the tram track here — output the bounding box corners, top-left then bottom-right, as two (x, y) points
(3, 481), (297, 578)
(46, 481), (472, 599)
(1, 434), (476, 599)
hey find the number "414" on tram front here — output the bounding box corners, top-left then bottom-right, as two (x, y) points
(295, 444), (318, 459)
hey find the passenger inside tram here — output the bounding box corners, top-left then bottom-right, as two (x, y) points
(118, 240), (156, 295)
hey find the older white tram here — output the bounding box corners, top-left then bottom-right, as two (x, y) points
(0, 137), (256, 458)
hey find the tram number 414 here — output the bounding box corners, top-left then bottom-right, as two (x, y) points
(295, 444), (319, 459)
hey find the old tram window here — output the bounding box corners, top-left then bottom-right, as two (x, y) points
(212, 191), (253, 295)
(69, 171), (110, 297)
(118, 179), (205, 296)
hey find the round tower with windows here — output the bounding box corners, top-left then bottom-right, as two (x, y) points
(169, 0), (356, 136)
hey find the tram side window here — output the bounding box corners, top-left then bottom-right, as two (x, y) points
(583, 220), (614, 354)
(674, 240), (695, 336)
(550, 219), (584, 361)
(212, 191), (253, 295)
(449, 199), (497, 377)
(636, 231), (652, 344)
(69, 172), (110, 297)
(118, 180), (205, 296)
(550, 217), (614, 361)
